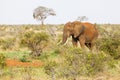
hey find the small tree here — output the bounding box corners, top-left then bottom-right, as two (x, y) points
(20, 31), (49, 57)
(76, 16), (88, 22)
(33, 6), (56, 26)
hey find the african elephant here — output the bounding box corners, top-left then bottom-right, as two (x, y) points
(62, 21), (99, 50)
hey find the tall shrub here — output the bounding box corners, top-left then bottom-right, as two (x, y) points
(20, 31), (49, 57)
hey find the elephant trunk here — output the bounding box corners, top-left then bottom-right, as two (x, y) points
(62, 32), (68, 44)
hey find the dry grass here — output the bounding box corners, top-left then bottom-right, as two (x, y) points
(0, 24), (120, 80)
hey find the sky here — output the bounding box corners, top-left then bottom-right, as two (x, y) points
(0, 0), (120, 24)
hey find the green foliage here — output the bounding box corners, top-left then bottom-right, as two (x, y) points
(19, 55), (30, 62)
(44, 61), (58, 80)
(20, 31), (49, 57)
(39, 51), (60, 63)
(44, 61), (57, 75)
(84, 52), (107, 75)
(3, 51), (30, 59)
(0, 53), (6, 68)
(107, 59), (118, 68)
(0, 24), (120, 80)
(96, 38), (120, 59)
(39, 52), (49, 60)
(56, 47), (110, 80)
(51, 49), (61, 57)
(43, 46), (116, 80)
(0, 38), (15, 50)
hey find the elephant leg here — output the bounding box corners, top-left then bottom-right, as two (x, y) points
(90, 41), (95, 50)
(79, 40), (85, 48)
(79, 36), (85, 48)
(72, 38), (78, 47)
(85, 43), (91, 49)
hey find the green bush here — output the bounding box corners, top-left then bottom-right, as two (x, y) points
(55, 47), (110, 80)
(0, 38), (15, 50)
(19, 55), (30, 62)
(107, 59), (118, 68)
(39, 48), (61, 61)
(0, 53), (6, 68)
(43, 47), (113, 80)
(96, 38), (120, 59)
(44, 61), (58, 80)
(20, 31), (49, 57)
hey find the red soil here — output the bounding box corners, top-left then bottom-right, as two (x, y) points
(6, 59), (43, 67)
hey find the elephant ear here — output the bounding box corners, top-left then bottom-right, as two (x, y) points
(73, 23), (85, 38)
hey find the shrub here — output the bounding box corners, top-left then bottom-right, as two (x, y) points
(20, 31), (49, 57)
(0, 38), (15, 50)
(56, 47), (109, 80)
(19, 55), (30, 62)
(44, 61), (58, 80)
(44, 47), (111, 80)
(96, 38), (120, 59)
(0, 53), (6, 68)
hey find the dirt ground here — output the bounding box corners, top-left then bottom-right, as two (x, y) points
(6, 59), (43, 67)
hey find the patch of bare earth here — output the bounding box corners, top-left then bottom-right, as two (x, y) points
(6, 59), (43, 67)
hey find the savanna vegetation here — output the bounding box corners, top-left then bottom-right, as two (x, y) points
(0, 24), (120, 80)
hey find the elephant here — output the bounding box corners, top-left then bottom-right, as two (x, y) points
(62, 21), (99, 50)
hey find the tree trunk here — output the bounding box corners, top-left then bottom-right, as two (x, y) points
(41, 20), (44, 27)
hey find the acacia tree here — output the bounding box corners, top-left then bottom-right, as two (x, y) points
(33, 6), (56, 26)
(76, 16), (88, 22)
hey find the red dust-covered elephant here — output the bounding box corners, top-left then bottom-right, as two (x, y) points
(62, 21), (99, 50)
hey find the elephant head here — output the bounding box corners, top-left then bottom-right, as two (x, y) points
(62, 21), (85, 44)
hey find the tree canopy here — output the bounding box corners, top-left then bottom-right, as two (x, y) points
(76, 16), (88, 22)
(33, 6), (56, 26)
